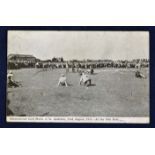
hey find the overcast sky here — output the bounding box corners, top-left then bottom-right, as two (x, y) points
(8, 31), (149, 60)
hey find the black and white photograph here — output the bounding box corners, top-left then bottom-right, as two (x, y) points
(6, 30), (149, 123)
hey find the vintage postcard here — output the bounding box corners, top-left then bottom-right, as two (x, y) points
(6, 30), (149, 123)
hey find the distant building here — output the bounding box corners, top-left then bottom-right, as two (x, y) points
(8, 54), (36, 63)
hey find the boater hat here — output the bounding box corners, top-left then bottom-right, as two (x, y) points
(7, 71), (13, 77)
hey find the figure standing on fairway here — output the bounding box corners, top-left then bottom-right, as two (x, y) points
(66, 62), (69, 73)
(79, 72), (91, 88)
(58, 74), (68, 87)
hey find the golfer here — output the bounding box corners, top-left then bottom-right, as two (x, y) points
(58, 74), (68, 87)
(7, 71), (21, 87)
(135, 70), (146, 79)
(66, 62), (69, 73)
(79, 72), (91, 87)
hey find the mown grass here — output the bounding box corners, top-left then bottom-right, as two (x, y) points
(7, 68), (149, 117)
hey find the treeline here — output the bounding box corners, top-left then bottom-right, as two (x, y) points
(8, 58), (149, 69)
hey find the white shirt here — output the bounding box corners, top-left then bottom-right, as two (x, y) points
(80, 74), (90, 83)
(59, 76), (67, 83)
(58, 76), (68, 87)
